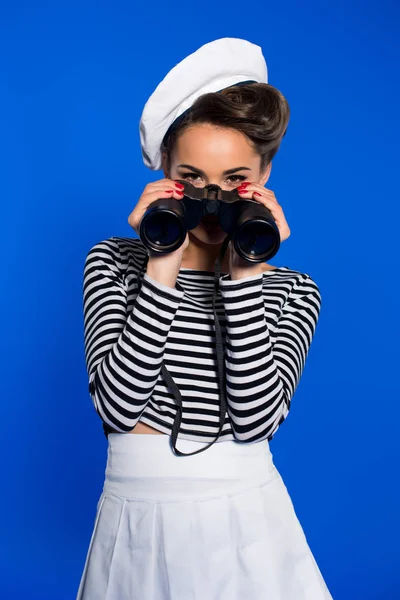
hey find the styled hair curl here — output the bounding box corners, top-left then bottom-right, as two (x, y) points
(162, 83), (290, 172)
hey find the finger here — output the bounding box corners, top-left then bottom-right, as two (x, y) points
(237, 184), (278, 203)
(252, 192), (281, 209)
(238, 188), (280, 209)
(143, 188), (184, 202)
(145, 179), (185, 193)
(237, 188), (283, 221)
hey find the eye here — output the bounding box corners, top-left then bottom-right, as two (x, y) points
(180, 172), (203, 183)
(226, 175), (247, 185)
(180, 173), (248, 185)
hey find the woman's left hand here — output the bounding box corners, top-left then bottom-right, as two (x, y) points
(227, 182), (291, 280)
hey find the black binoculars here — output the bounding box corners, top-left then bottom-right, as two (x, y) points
(139, 180), (281, 264)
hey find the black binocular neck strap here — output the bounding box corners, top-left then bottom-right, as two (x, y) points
(166, 233), (232, 456)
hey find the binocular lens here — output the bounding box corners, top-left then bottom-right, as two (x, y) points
(237, 221), (277, 258)
(144, 212), (184, 247)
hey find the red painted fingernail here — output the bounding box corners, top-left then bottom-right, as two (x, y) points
(166, 189), (174, 192)
(175, 182), (184, 189)
(254, 192), (262, 196)
(177, 190), (184, 195)
(238, 182), (250, 187)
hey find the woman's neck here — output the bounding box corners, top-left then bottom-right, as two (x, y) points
(180, 233), (230, 272)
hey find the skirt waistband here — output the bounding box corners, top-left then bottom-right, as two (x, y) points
(102, 433), (279, 502)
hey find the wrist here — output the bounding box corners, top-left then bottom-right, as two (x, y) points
(230, 266), (264, 281)
(147, 255), (182, 288)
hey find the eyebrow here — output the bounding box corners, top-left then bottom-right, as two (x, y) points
(177, 164), (251, 176)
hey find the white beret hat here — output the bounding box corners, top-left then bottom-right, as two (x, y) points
(139, 37), (268, 171)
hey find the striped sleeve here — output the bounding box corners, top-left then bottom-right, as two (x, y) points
(219, 271), (321, 442)
(82, 238), (185, 432)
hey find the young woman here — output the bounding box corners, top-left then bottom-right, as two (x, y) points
(76, 38), (333, 599)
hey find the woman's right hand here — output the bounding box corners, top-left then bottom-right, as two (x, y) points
(127, 179), (190, 256)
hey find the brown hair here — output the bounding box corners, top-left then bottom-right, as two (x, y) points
(162, 82), (290, 173)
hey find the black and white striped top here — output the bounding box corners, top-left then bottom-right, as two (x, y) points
(83, 236), (322, 444)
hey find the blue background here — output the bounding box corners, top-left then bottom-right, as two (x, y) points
(1, 1), (399, 598)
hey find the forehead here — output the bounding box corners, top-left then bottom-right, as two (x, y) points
(171, 123), (260, 168)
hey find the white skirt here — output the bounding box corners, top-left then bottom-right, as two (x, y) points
(76, 433), (333, 600)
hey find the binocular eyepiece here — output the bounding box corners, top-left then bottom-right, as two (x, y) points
(139, 180), (281, 264)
